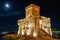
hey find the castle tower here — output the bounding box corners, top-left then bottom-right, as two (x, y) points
(25, 4), (40, 18)
(25, 4), (40, 32)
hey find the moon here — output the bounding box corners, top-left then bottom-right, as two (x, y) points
(5, 3), (10, 8)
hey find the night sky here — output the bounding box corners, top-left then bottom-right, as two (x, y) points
(0, 0), (60, 34)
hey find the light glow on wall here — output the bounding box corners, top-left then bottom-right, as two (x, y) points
(26, 30), (31, 35)
(21, 30), (25, 35)
(33, 31), (37, 37)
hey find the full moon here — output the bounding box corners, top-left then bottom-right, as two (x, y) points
(5, 3), (10, 8)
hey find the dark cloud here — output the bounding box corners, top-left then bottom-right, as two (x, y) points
(1, 31), (9, 35)
(0, 12), (20, 17)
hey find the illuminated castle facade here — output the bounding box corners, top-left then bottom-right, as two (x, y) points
(17, 4), (52, 37)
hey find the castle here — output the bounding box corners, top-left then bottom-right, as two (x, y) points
(17, 4), (52, 37)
